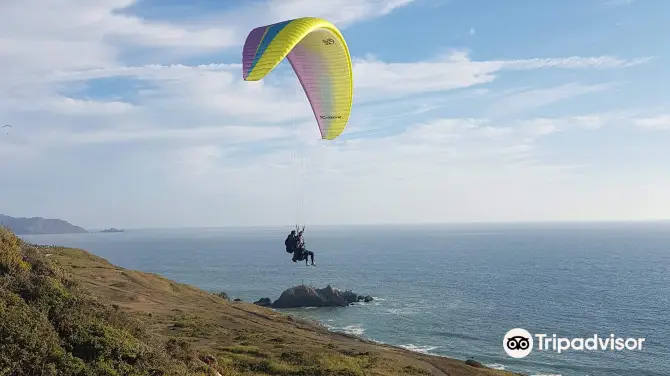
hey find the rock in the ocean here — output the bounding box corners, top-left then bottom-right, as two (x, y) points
(342, 290), (359, 303)
(364, 295), (374, 303)
(253, 297), (272, 307)
(271, 285), (362, 309)
(465, 358), (484, 368)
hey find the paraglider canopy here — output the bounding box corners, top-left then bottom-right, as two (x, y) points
(242, 17), (353, 140)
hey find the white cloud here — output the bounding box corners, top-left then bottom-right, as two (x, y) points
(174, 145), (225, 177)
(47, 98), (136, 115)
(26, 49), (643, 140)
(634, 115), (670, 130)
(565, 115), (607, 129)
(352, 51), (647, 100)
(0, 0), (413, 82)
(27, 125), (290, 147)
(0, 0), (419, 147)
(2, 0), (414, 65)
(486, 83), (614, 116)
(502, 56), (650, 69)
(602, 0), (636, 8)
(146, 111), (670, 227)
(0, 0), (233, 74)
(262, 0), (416, 27)
(152, 115), (597, 226)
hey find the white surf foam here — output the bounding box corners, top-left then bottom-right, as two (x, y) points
(399, 344), (439, 354)
(386, 307), (418, 315)
(322, 323), (366, 336)
(486, 363), (506, 370)
(341, 324), (365, 336)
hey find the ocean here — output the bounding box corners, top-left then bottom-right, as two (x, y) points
(20, 222), (670, 376)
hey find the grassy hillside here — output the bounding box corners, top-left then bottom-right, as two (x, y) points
(0, 227), (519, 376)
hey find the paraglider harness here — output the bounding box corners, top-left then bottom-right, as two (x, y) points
(288, 226), (308, 260)
(285, 226), (303, 254)
(284, 234), (294, 253)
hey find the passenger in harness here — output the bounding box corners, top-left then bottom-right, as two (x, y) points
(292, 228), (316, 266)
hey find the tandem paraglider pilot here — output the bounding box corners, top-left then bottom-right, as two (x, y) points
(242, 17), (353, 269)
(285, 227), (316, 266)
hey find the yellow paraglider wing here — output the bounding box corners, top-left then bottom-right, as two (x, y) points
(242, 17), (353, 140)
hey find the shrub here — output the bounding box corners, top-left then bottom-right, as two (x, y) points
(0, 228), (211, 375)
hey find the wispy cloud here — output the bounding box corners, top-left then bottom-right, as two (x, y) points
(602, 0), (636, 9)
(30, 125), (291, 147)
(352, 51), (648, 100)
(634, 115), (670, 130)
(501, 56), (651, 70)
(0, 0), (414, 78)
(263, 0), (417, 27)
(486, 83), (615, 116)
(155, 114), (609, 224)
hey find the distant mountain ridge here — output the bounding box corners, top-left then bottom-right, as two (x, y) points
(0, 214), (88, 234)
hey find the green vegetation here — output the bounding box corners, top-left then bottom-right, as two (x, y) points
(0, 226), (519, 376)
(213, 291), (230, 300)
(0, 227), (212, 375)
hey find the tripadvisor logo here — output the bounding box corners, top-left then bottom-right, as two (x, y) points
(503, 328), (533, 358)
(503, 328), (646, 358)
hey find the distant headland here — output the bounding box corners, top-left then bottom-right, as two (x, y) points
(0, 213), (88, 235)
(100, 228), (124, 233)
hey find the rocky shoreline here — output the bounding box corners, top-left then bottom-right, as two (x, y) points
(249, 284), (374, 309)
(217, 284), (520, 374)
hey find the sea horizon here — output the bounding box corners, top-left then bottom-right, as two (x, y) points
(84, 218), (670, 232)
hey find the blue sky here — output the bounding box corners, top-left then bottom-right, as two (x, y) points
(0, 0), (668, 228)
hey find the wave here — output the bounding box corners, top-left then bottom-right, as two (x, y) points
(320, 325), (513, 374)
(486, 363), (505, 370)
(324, 323), (366, 336)
(317, 320), (512, 374)
(398, 344), (439, 354)
(386, 307), (419, 315)
(341, 324), (365, 336)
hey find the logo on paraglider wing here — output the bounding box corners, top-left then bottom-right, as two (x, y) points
(503, 328), (533, 358)
(319, 115), (342, 120)
(322, 38), (335, 45)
